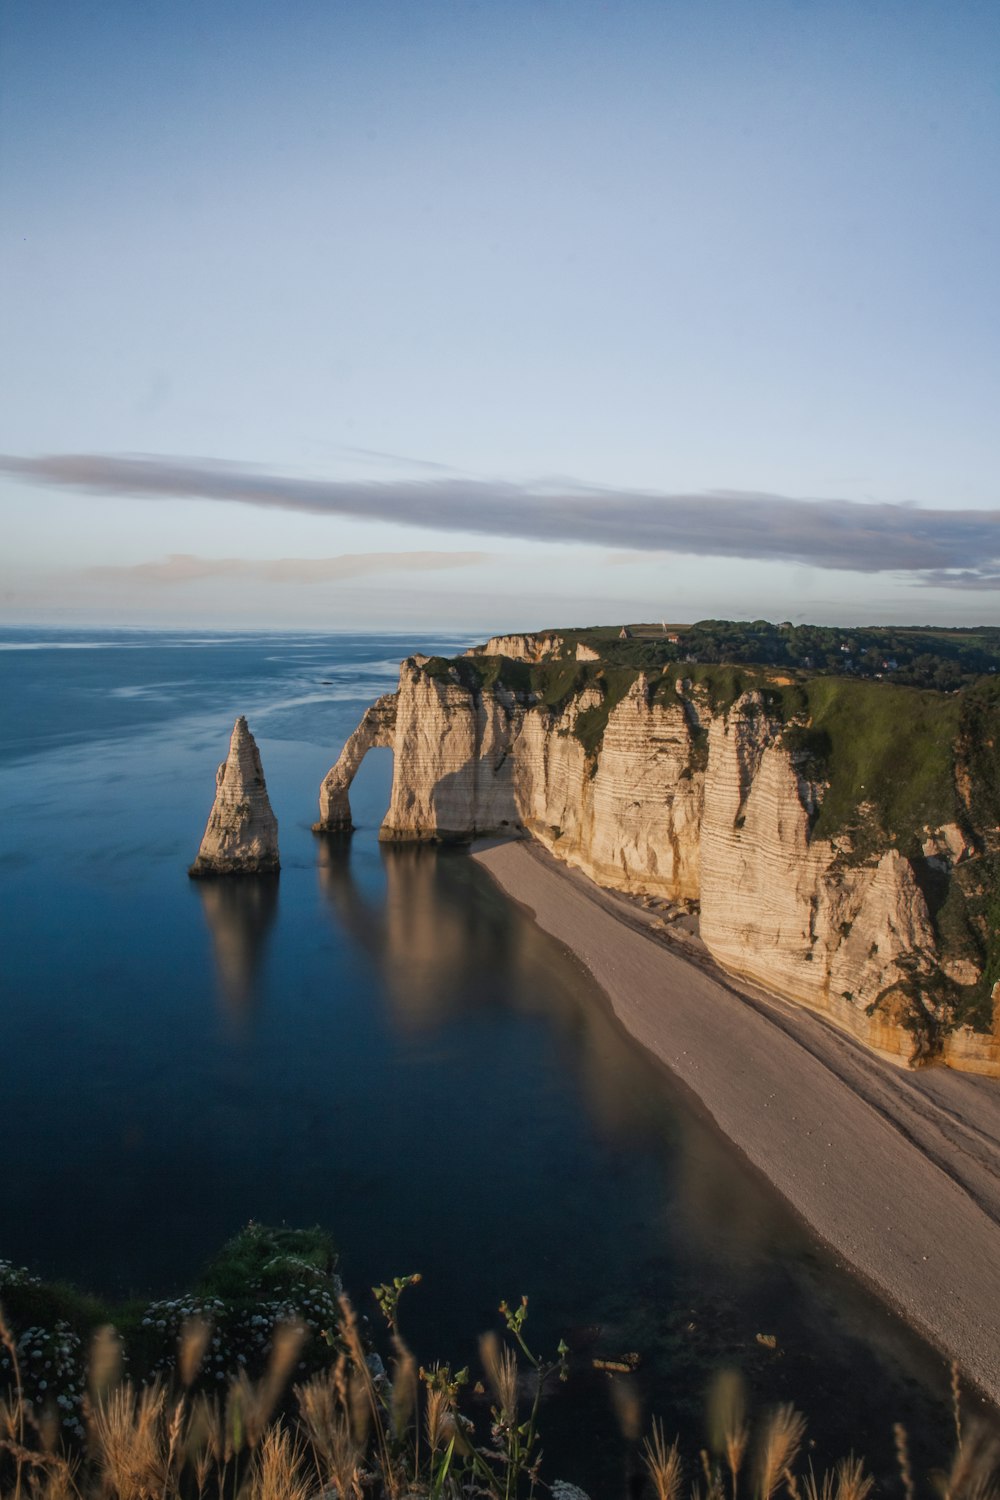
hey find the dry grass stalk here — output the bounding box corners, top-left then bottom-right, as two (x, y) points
(834, 1454), (873, 1500)
(424, 1381), (449, 1458)
(328, 1413), (364, 1500)
(347, 1368), (370, 1453)
(701, 1448), (727, 1500)
(1, 1398), (22, 1448)
(390, 1338), (417, 1445)
(26, 1451), (81, 1500)
(0, 1440), (80, 1500)
(952, 1362), (963, 1456)
(30, 1405), (62, 1458)
(756, 1405), (806, 1500)
(87, 1380), (167, 1500)
(608, 1373), (642, 1444)
(0, 1303), (26, 1469)
(160, 1396), (185, 1500)
(246, 1424), (310, 1500)
(644, 1417), (683, 1500)
(479, 1333), (518, 1423)
(708, 1370), (749, 1500)
(800, 1466), (834, 1500)
(254, 1322), (306, 1440)
(337, 1297), (393, 1497)
(182, 1392), (222, 1497)
(894, 1424), (915, 1500)
(294, 1367), (364, 1496)
(226, 1368), (269, 1457)
(178, 1322), (212, 1390)
(943, 1421), (1000, 1500)
(87, 1329), (122, 1406)
(294, 1368), (337, 1469)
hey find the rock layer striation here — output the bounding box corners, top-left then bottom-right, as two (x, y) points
(316, 657), (1000, 1072)
(190, 717), (280, 876)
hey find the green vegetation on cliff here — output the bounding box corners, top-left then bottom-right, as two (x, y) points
(550, 619), (1000, 691)
(425, 621), (1000, 1039)
(0, 1225), (341, 1421)
(792, 678), (961, 847)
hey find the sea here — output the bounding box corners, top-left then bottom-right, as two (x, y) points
(0, 628), (961, 1493)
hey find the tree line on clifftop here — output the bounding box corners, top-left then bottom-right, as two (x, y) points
(557, 620), (1000, 693)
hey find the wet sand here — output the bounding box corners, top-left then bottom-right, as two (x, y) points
(472, 838), (1000, 1405)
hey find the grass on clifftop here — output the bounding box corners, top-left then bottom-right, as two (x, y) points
(797, 678), (961, 848)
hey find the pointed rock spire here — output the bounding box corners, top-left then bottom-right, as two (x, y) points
(189, 717), (280, 877)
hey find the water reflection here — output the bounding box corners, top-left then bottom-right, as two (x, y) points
(317, 837), (478, 1029)
(195, 876), (279, 1019)
(316, 837), (785, 1266)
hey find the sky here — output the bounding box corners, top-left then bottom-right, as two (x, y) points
(1, 0), (997, 633)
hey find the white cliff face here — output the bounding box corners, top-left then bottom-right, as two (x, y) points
(699, 701), (938, 1033)
(190, 717), (279, 876)
(582, 681), (703, 897)
(465, 633), (564, 662)
(515, 677), (703, 899)
(381, 662), (522, 839)
(317, 661), (997, 1069)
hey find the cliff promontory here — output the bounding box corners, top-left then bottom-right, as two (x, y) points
(316, 634), (1000, 1073)
(190, 717), (280, 877)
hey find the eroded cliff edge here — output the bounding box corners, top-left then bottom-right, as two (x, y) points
(316, 647), (1000, 1074)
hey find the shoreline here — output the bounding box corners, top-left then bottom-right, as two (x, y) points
(471, 837), (1000, 1408)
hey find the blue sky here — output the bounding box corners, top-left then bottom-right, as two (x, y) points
(1, 0), (997, 631)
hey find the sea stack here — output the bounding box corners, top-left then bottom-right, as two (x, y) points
(189, 717), (280, 877)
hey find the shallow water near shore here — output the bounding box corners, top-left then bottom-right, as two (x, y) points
(0, 629), (968, 1492)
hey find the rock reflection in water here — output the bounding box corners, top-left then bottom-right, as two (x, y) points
(195, 876), (279, 1019)
(316, 836), (776, 1264)
(317, 837), (481, 1030)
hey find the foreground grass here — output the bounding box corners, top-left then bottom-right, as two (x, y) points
(2, 1232), (997, 1500)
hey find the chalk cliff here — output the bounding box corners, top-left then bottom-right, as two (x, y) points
(190, 717), (280, 876)
(465, 632), (564, 662)
(316, 656), (1000, 1072)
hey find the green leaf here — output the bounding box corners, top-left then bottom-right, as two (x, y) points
(429, 1435), (456, 1500)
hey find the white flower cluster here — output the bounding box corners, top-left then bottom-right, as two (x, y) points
(0, 1251), (345, 1431)
(3, 1316), (86, 1438)
(551, 1483), (593, 1500)
(138, 1276), (343, 1381)
(0, 1259), (40, 1289)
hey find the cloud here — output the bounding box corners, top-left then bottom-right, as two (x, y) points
(915, 570), (1000, 591)
(82, 550), (490, 586)
(3, 452), (1000, 585)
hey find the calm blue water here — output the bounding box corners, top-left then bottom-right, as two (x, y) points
(0, 629), (959, 1490)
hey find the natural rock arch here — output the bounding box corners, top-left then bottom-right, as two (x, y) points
(312, 692), (398, 833)
(313, 660), (524, 843)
